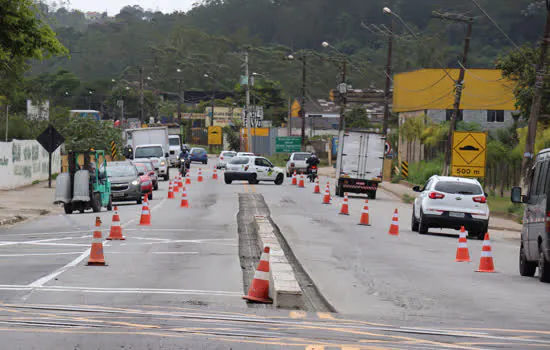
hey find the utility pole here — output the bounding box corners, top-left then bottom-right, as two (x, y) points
(382, 0), (394, 136)
(209, 80), (215, 154)
(5, 105), (9, 142)
(139, 66), (144, 123)
(244, 49), (251, 153)
(432, 12), (474, 175)
(521, 8), (550, 190)
(300, 56), (307, 150)
(338, 58), (348, 133)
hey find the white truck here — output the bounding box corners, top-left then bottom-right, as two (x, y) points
(126, 127), (170, 181)
(335, 130), (385, 199)
(168, 135), (182, 167)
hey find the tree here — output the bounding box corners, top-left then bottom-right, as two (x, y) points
(345, 106), (372, 129)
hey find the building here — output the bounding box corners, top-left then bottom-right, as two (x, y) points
(393, 68), (518, 162)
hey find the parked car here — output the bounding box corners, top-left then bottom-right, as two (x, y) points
(511, 148), (550, 282)
(411, 175), (489, 239)
(133, 160), (158, 190)
(285, 152), (312, 177)
(190, 147), (208, 164)
(224, 156), (284, 185)
(134, 163), (154, 200)
(216, 151), (237, 169)
(107, 162), (145, 204)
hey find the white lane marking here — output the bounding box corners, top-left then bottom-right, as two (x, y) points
(124, 238), (236, 245)
(0, 229), (137, 238)
(103, 251), (199, 255)
(0, 252), (84, 257)
(27, 198), (167, 288)
(136, 228), (228, 233)
(0, 235), (92, 247)
(0, 284), (241, 297)
(152, 252), (199, 255)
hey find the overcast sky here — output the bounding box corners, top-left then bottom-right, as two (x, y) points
(66, 0), (195, 15)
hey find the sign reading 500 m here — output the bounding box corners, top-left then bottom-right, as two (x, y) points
(451, 131), (488, 178)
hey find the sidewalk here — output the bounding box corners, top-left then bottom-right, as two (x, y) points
(318, 167), (522, 233)
(0, 180), (61, 226)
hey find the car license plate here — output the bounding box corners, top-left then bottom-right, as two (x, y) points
(356, 181), (365, 185)
(449, 212), (465, 218)
(113, 192), (124, 198)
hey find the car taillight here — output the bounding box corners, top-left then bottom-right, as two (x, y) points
(291, 163), (295, 167)
(473, 196), (486, 203)
(428, 192), (445, 199)
(546, 212), (550, 233)
(244, 165), (249, 171)
(312, 166), (317, 169)
(220, 156), (224, 160)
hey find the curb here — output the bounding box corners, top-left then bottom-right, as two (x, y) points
(378, 186), (522, 234)
(0, 215), (25, 226)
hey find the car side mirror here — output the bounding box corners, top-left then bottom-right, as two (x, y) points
(138, 172), (145, 176)
(412, 186), (421, 192)
(484, 192), (489, 198)
(511, 186), (525, 204)
(165, 153), (169, 158)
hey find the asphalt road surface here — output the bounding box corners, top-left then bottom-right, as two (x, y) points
(0, 164), (549, 349)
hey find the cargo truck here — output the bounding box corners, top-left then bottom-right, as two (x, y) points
(335, 130), (385, 199)
(125, 127), (170, 180)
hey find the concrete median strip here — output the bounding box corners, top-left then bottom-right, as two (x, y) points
(253, 215), (304, 309)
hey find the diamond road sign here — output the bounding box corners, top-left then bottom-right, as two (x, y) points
(275, 136), (302, 153)
(451, 131), (487, 178)
(36, 125), (65, 153)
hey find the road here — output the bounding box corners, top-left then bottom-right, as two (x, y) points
(0, 163), (549, 349)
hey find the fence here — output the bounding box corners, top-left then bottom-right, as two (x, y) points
(0, 140), (61, 190)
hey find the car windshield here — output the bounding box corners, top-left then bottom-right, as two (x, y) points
(134, 162), (153, 171)
(169, 138), (180, 146)
(135, 146), (163, 158)
(293, 153), (310, 161)
(229, 157), (250, 165)
(191, 149), (206, 155)
(135, 164), (148, 174)
(222, 152), (236, 158)
(238, 153), (254, 156)
(107, 165), (136, 177)
(434, 181), (482, 195)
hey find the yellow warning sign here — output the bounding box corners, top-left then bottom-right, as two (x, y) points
(451, 131), (487, 178)
(291, 100), (301, 118)
(208, 126), (222, 145)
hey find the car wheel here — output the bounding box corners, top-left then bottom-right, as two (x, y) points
(286, 172), (291, 178)
(64, 204), (73, 214)
(539, 246), (550, 283)
(411, 207), (419, 232)
(148, 192), (153, 200)
(520, 245), (537, 277)
(91, 193), (101, 213)
(137, 196), (143, 205)
(335, 186), (344, 197)
(368, 190), (377, 200)
(107, 196), (113, 211)
(248, 173), (258, 185)
(418, 210), (429, 235)
(224, 177), (232, 185)
(154, 182), (159, 191)
(274, 174), (284, 185)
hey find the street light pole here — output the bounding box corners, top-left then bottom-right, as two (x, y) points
(244, 49), (251, 153)
(382, 0), (394, 136)
(338, 58), (348, 133)
(521, 7), (550, 190)
(300, 55), (307, 150)
(139, 66), (144, 123)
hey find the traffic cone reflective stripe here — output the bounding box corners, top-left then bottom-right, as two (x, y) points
(313, 178), (320, 194)
(476, 233), (495, 272)
(322, 186), (331, 204)
(243, 246), (273, 304)
(173, 177), (180, 193)
(198, 168), (204, 182)
(178, 175), (183, 188)
(358, 200), (370, 226)
(339, 193), (350, 215)
(107, 206), (125, 240)
(88, 217), (106, 266)
(167, 181), (175, 199)
(139, 198), (151, 226)
(298, 175), (305, 188)
(455, 226), (471, 262)
(388, 209), (399, 236)
(291, 171), (297, 185)
(213, 168), (218, 180)
(185, 169), (191, 185)
(180, 187), (189, 208)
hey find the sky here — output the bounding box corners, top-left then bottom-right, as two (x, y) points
(64, 0), (195, 15)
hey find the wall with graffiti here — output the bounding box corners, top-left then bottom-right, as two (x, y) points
(0, 140), (61, 190)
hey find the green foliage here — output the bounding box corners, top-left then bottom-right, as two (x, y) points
(345, 106), (372, 129)
(60, 118), (123, 153)
(269, 153), (290, 167)
(402, 194), (415, 204)
(407, 157), (444, 186)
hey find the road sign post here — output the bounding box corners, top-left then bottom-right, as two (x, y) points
(451, 131), (488, 178)
(36, 124), (65, 188)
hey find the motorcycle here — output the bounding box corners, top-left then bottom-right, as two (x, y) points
(307, 165), (318, 183)
(180, 157), (191, 176)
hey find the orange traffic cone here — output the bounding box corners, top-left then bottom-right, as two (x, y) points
(178, 175), (183, 188)
(388, 209), (399, 236)
(139, 197), (151, 226)
(243, 246), (273, 303)
(322, 186), (331, 205)
(185, 169), (191, 185)
(173, 177), (180, 193)
(291, 171), (297, 185)
(313, 178), (320, 194)
(455, 226), (471, 262)
(198, 168), (204, 182)
(106, 206), (125, 240)
(476, 233), (495, 273)
(358, 200), (370, 226)
(339, 192), (350, 215)
(88, 217), (106, 266)
(167, 181), (175, 199)
(298, 174), (305, 188)
(213, 168), (218, 180)
(180, 187), (189, 208)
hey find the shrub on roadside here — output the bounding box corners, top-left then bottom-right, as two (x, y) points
(407, 157), (444, 185)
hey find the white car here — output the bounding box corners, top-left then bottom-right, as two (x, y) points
(285, 152), (312, 177)
(224, 156), (284, 185)
(216, 151), (237, 169)
(411, 175), (489, 239)
(133, 144), (170, 181)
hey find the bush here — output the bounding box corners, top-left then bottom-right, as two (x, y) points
(407, 157), (444, 185)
